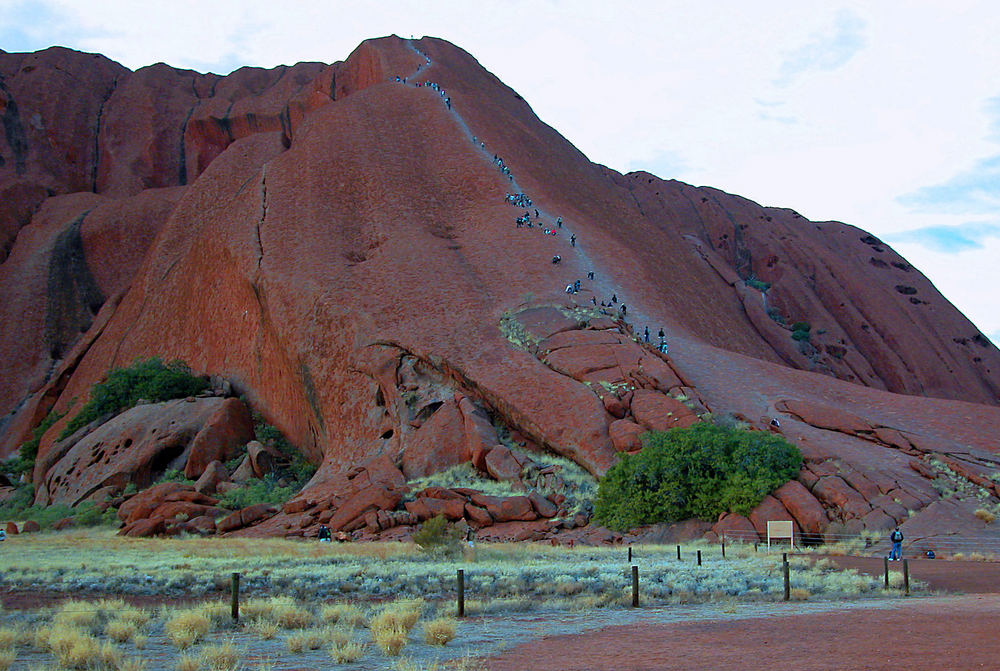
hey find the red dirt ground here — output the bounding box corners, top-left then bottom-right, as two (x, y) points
(816, 554), (1000, 594)
(485, 595), (1000, 671)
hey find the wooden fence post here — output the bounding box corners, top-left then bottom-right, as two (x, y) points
(884, 556), (889, 589)
(230, 572), (240, 622)
(457, 569), (465, 617)
(783, 560), (790, 601)
(631, 565), (639, 608)
(903, 559), (910, 596)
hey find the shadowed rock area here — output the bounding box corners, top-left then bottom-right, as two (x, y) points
(2, 36), (1000, 543)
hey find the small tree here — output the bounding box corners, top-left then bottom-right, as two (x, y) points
(412, 515), (464, 557)
(594, 423), (802, 531)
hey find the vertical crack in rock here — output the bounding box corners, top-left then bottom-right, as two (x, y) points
(0, 76), (28, 175)
(177, 103), (196, 186)
(90, 75), (118, 192)
(256, 165), (267, 269)
(44, 211), (105, 361)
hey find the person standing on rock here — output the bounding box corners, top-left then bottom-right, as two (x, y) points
(644, 326), (650, 343)
(587, 271), (594, 280)
(889, 527), (904, 560)
(570, 234), (576, 247)
(557, 217), (563, 228)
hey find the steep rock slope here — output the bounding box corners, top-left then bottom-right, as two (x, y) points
(2, 36), (999, 542)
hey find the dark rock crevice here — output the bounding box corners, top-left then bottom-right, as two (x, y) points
(44, 211), (105, 361)
(0, 76), (28, 175)
(90, 75), (119, 192)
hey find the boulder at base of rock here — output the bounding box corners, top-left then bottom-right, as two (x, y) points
(195, 461), (229, 495)
(401, 399), (469, 479)
(21, 520), (40, 533)
(5, 522), (17, 535)
(484, 446), (522, 482)
(183, 398), (255, 479)
(122, 517), (165, 537)
(747, 495), (801, 538)
(404, 496), (465, 521)
(629, 390), (699, 432)
(117, 482), (218, 525)
(712, 512), (759, 543)
(216, 503), (279, 533)
(464, 503), (493, 527)
(528, 491), (558, 518)
(609, 419), (645, 452)
(771, 480), (829, 537)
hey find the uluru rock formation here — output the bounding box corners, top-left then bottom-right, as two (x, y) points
(3, 35), (1000, 543)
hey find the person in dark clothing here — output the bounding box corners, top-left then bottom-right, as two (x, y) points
(318, 525), (332, 542)
(587, 271), (594, 280)
(658, 328), (665, 339)
(570, 234), (576, 247)
(644, 326), (650, 342)
(611, 294), (617, 304)
(620, 304), (627, 316)
(592, 297), (597, 305)
(552, 255), (561, 264)
(889, 528), (904, 560)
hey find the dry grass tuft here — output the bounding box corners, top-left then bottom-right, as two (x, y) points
(788, 588), (811, 601)
(165, 609), (212, 649)
(104, 619), (137, 643)
(133, 634), (148, 650)
(0, 627), (18, 650)
(119, 656), (148, 671)
(53, 600), (99, 630)
(320, 603), (366, 628)
(422, 617), (456, 645)
(241, 596), (311, 629)
(331, 640), (365, 663)
(286, 629), (327, 653)
(372, 626), (408, 657)
(249, 619), (279, 640)
(975, 508), (996, 523)
(197, 601), (231, 624)
(0, 649), (14, 671)
(176, 654), (201, 671)
(198, 640), (241, 671)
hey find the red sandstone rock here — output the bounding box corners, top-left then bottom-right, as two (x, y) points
(121, 517), (165, 537)
(217, 503), (278, 533)
(772, 480), (828, 537)
(811, 476), (872, 520)
(401, 399), (468, 479)
(5, 522), (16, 535)
(602, 395), (626, 419)
(528, 491), (558, 518)
(712, 513), (759, 543)
(405, 496), (465, 521)
(609, 419), (645, 452)
(776, 400), (872, 435)
(2, 36), (1000, 544)
(184, 515), (217, 535)
(458, 397), (499, 471)
(629, 390), (699, 432)
(21, 520), (40, 533)
(117, 482), (217, 525)
(485, 446), (522, 482)
(195, 461), (229, 495)
(464, 503), (493, 527)
(748, 495), (801, 538)
(183, 399), (254, 479)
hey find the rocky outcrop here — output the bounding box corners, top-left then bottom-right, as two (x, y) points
(3, 36), (1000, 543)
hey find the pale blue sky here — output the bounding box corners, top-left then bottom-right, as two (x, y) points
(2, 0), (998, 342)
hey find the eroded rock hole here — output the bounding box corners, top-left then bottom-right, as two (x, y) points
(381, 429), (394, 440)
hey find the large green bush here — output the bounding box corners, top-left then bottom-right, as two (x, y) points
(59, 358), (207, 439)
(594, 423), (802, 531)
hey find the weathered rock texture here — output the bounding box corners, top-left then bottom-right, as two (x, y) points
(3, 36), (1000, 542)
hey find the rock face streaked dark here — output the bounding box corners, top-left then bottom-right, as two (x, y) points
(3, 36), (1000, 540)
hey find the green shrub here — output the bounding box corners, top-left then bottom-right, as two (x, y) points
(745, 277), (771, 292)
(156, 469), (194, 486)
(60, 358), (207, 439)
(5, 409), (65, 476)
(217, 477), (295, 510)
(249, 411), (317, 488)
(791, 329), (812, 341)
(412, 515), (464, 557)
(791, 321), (812, 342)
(0, 496), (117, 529)
(593, 423), (802, 531)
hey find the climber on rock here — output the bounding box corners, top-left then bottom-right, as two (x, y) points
(644, 326), (650, 342)
(587, 271), (594, 280)
(570, 234), (576, 247)
(552, 255), (561, 264)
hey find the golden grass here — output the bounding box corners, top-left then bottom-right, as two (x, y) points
(370, 599), (422, 636)
(320, 603), (366, 627)
(0, 649), (14, 671)
(133, 634), (148, 650)
(197, 601), (231, 624)
(104, 619), (137, 643)
(249, 619), (279, 640)
(120, 657), (148, 671)
(975, 509), (996, 523)
(0, 627), (18, 649)
(176, 654), (200, 671)
(788, 588), (811, 601)
(165, 609), (212, 649)
(48, 627), (120, 671)
(331, 640), (366, 663)
(198, 640), (241, 671)
(53, 600), (99, 630)
(372, 627), (408, 656)
(422, 617), (456, 645)
(286, 628), (327, 653)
